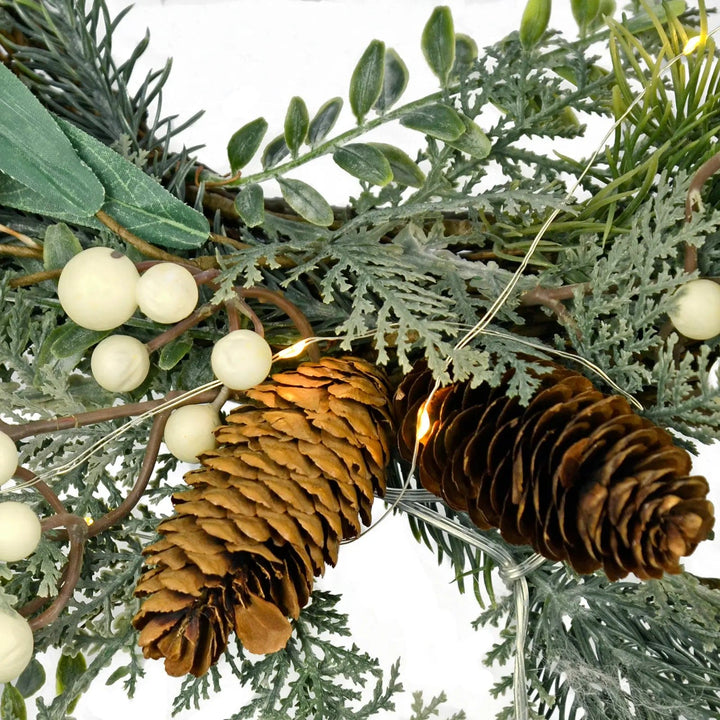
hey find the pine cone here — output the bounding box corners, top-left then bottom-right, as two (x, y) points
(133, 357), (394, 676)
(394, 362), (714, 581)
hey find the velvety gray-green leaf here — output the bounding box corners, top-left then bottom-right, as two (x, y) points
(48, 323), (110, 359)
(374, 49), (409, 113)
(452, 34), (478, 75)
(14, 659), (46, 699)
(368, 143), (425, 187)
(1, 684), (26, 720)
(333, 143), (393, 186)
(57, 119), (209, 250)
(56, 652), (87, 714)
(278, 178), (334, 227)
(158, 337), (194, 371)
(422, 6), (455, 86)
(447, 115), (492, 159)
(43, 223), (82, 271)
(234, 183), (265, 228)
(349, 39), (385, 123)
(399, 103), (465, 141)
(261, 134), (290, 169)
(284, 96), (309, 156)
(308, 97), (343, 147)
(227, 117), (268, 172)
(0, 63), (104, 219)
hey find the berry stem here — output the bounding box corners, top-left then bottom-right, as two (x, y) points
(144, 302), (220, 354)
(684, 150), (720, 273)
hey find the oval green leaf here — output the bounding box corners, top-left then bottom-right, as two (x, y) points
(278, 178), (334, 227)
(422, 6), (455, 87)
(399, 103), (465, 141)
(57, 119), (209, 250)
(227, 117), (268, 173)
(447, 116), (492, 159)
(15, 658), (46, 699)
(43, 223), (82, 271)
(158, 337), (194, 371)
(48, 323), (110, 359)
(308, 97), (343, 147)
(56, 652), (87, 714)
(0, 63), (104, 220)
(349, 39), (385, 124)
(452, 34), (478, 75)
(234, 183), (265, 228)
(333, 143), (393, 186)
(368, 143), (425, 187)
(261, 134), (290, 169)
(1, 684), (26, 720)
(374, 49), (409, 113)
(284, 96), (309, 157)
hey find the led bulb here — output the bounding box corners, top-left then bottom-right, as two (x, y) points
(0, 501), (42, 562)
(0, 430), (18, 487)
(136, 263), (199, 324)
(58, 247), (139, 330)
(211, 330), (273, 390)
(163, 404), (220, 463)
(668, 279), (720, 340)
(0, 607), (34, 683)
(91, 335), (150, 392)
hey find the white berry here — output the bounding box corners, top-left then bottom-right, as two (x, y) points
(164, 404), (220, 463)
(0, 607), (34, 683)
(136, 263), (199, 324)
(0, 502), (42, 562)
(91, 335), (150, 392)
(668, 279), (720, 340)
(0, 431), (18, 487)
(211, 330), (273, 390)
(58, 247), (139, 330)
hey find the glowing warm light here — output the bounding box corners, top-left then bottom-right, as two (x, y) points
(683, 35), (704, 55)
(274, 339), (311, 360)
(416, 402), (432, 442)
(84, 516), (94, 526)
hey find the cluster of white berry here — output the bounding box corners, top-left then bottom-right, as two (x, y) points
(57, 247), (275, 463)
(0, 431), (40, 682)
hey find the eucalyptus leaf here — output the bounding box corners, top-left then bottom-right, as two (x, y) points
(56, 119), (209, 250)
(0, 63), (104, 220)
(308, 97), (343, 147)
(261, 134), (290, 169)
(14, 659), (46, 699)
(0, 685), (26, 720)
(234, 183), (265, 227)
(333, 143), (393, 186)
(284, 96), (309, 157)
(447, 115), (492, 159)
(278, 178), (334, 227)
(374, 49), (409, 113)
(368, 143), (425, 187)
(43, 223), (83, 271)
(227, 117), (268, 172)
(399, 103), (465, 141)
(47, 323), (110, 359)
(56, 652), (87, 714)
(349, 39), (385, 123)
(421, 6), (455, 87)
(158, 337), (194, 371)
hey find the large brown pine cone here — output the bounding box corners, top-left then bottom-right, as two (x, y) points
(394, 362), (714, 581)
(133, 357), (394, 676)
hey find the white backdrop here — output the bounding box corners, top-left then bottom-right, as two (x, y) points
(33, 1), (720, 718)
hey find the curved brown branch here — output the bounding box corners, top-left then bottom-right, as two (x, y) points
(145, 302), (220, 354)
(684, 151), (720, 273)
(14, 466), (67, 515)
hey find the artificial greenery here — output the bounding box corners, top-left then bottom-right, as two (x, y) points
(1, 0), (720, 718)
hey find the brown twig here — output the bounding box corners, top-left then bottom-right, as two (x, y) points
(0, 222), (40, 249)
(14, 467), (67, 515)
(9, 268), (61, 288)
(0, 244), (42, 258)
(684, 151), (720, 273)
(144, 302), (220, 354)
(95, 210), (201, 267)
